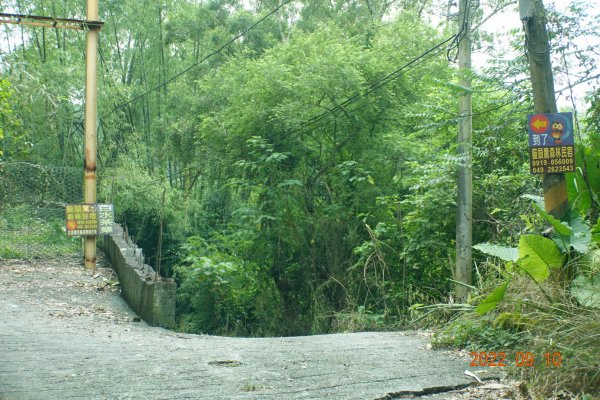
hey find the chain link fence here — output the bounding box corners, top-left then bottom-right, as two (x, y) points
(0, 161), (82, 258)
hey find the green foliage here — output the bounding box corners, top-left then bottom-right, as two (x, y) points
(1, 0), (599, 358)
(476, 280), (510, 315)
(98, 161), (192, 276)
(174, 233), (283, 336)
(433, 313), (524, 351)
(555, 211), (593, 254)
(518, 234), (563, 282)
(516, 305), (600, 397)
(527, 194), (594, 253)
(571, 274), (600, 308)
(0, 78), (8, 147)
(593, 221), (600, 244)
(0, 78), (26, 160)
(474, 234), (560, 314)
(474, 198), (597, 313)
(569, 248), (600, 310)
(0, 246), (23, 259)
(182, 13), (463, 332)
(473, 243), (518, 262)
(331, 306), (387, 333)
(567, 90), (600, 221)
(467, 194), (600, 395)
(531, 202), (572, 236)
(0, 205), (80, 258)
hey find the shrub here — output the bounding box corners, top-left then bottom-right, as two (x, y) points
(174, 234), (283, 336)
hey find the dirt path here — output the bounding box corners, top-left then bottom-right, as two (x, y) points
(0, 256), (507, 400)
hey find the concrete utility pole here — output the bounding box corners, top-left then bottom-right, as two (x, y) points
(84, 0), (100, 270)
(520, 0), (568, 218)
(455, 0), (473, 302)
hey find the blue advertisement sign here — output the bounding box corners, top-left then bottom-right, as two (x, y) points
(527, 112), (574, 147)
(527, 112), (575, 175)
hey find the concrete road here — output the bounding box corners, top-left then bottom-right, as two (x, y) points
(0, 258), (492, 400)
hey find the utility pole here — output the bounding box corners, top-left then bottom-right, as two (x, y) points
(455, 0), (473, 302)
(0, 8), (103, 270)
(84, 0), (100, 270)
(520, 0), (568, 218)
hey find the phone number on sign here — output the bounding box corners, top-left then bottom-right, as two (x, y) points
(469, 351), (562, 367)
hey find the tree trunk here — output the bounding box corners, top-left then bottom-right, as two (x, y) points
(520, 0), (568, 219)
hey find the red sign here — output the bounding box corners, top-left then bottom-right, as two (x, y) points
(529, 114), (549, 134)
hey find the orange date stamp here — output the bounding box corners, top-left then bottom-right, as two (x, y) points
(469, 351), (563, 367)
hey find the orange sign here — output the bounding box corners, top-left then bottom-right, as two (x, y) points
(529, 114), (549, 134)
(66, 219), (78, 231)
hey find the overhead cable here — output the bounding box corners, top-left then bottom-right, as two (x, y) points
(151, 34), (460, 184)
(284, 34), (458, 141)
(104, 0), (294, 117)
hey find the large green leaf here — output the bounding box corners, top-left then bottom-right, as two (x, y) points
(566, 143), (600, 215)
(552, 211), (592, 253)
(565, 212), (592, 253)
(531, 202), (572, 236)
(518, 235), (563, 283)
(521, 194), (544, 208)
(476, 280), (510, 315)
(473, 243), (518, 262)
(592, 221), (600, 245)
(571, 274), (600, 309)
(566, 169), (592, 214)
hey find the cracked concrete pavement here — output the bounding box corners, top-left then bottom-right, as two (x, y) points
(0, 256), (498, 400)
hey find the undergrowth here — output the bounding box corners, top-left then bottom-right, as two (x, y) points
(433, 275), (600, 398)
(0, 205), (80, 258)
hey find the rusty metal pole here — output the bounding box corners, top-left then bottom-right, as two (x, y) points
(0, 12), (103, 269)
(84, 0), (99, 270)
(520, 0), (568, 218)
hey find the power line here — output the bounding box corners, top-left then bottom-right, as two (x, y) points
(151, 34), (460, 185)
(0, 12), (103, 30)
(282, 34), (457, 141)
(152, 93), (520, 187)
(104, 0), (293, 117)
(49, 31), (466, 188)
(446, 0), (477, 62)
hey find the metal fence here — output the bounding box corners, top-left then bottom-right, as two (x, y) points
(0, 161), (82, 258)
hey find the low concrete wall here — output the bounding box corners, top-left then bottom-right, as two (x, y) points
(99, 223), (176, 329)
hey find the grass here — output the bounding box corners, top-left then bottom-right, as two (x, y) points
(513, 300), (600, 397)
(0, 205), (81, 259)
(433, 273), (600, 399)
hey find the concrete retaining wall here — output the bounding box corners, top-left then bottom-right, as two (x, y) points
(99, 223), (176, 329)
